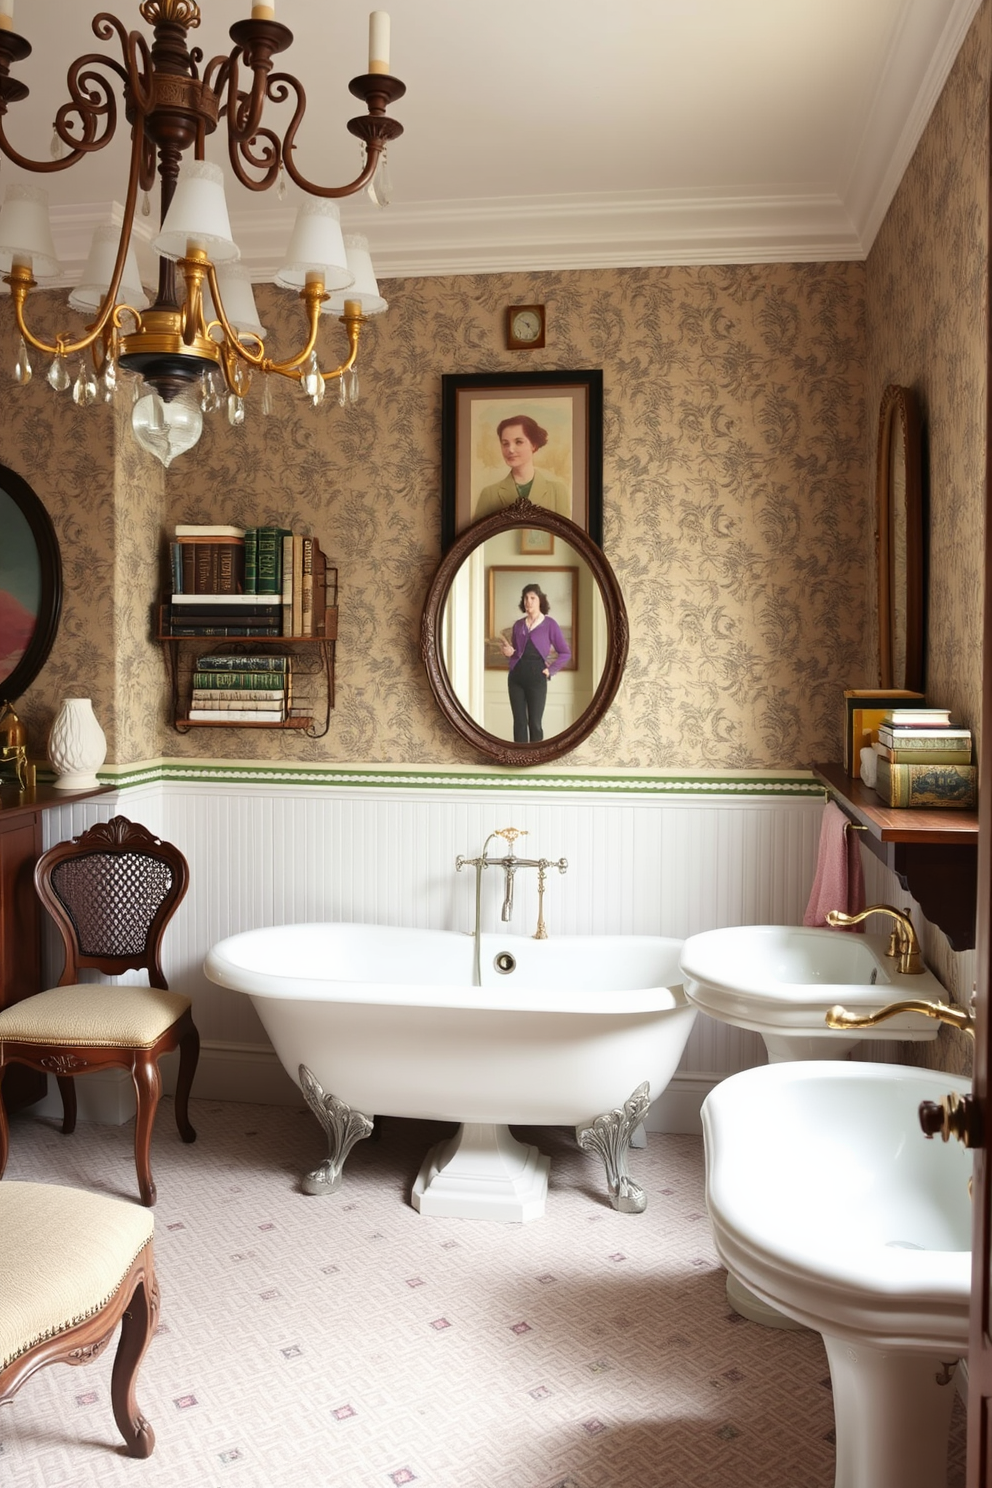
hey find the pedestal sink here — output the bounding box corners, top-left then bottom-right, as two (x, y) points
(702, 1061), (971, 1488)
(679, 925), (943, 1062)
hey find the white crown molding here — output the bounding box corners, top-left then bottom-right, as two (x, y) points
(845, 0), (983, 253)
(32, 0), (979, 285)
(44, 189), (864, 288)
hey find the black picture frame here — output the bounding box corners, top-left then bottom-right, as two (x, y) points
(0, 464), (62, 704)
(441, 370), (604, 551)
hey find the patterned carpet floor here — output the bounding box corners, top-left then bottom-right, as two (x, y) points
(0, 1098), (967, 1488)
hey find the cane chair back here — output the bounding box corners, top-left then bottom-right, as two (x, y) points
(0, 816), (199, 1207)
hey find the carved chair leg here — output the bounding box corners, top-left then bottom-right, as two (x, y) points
(110, 1264), (158, 1458)
(131, 1056), (162, 1207)
(57, 1075), (77, 1136)
(173, 1025), (199, 1145)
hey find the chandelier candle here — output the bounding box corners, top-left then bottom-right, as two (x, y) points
(369, 12), (390, 72)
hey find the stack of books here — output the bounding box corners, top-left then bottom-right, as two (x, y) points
(166, 523), (332, 638)
(187, 654), (291, 724)
(170, 524), (245, 595)
(873, 707), (975, 808)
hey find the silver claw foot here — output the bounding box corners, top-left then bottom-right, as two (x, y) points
(576, 1081), (652, 1213)
(298, 1065), (374, 1196)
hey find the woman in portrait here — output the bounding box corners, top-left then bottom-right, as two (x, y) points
(475, 415), (571, 520)
(498, 582), (571, 743)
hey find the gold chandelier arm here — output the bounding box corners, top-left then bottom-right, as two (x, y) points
(205, 262), (331, 380)
(279, 304), (364, 386)
(4, 114), (147, 362)
(317, 305), (363, 383)
(202, 260), (271, 374)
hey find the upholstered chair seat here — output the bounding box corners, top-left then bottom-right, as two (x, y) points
(0, 985), (191, 1046)
(0, 816), (200, 1207)
(0, 1180), (158, 1456)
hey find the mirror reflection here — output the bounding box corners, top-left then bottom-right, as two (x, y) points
(441, 528), (607, 744)
(421, 500), (628, 768)
(876, 385), (924, 692)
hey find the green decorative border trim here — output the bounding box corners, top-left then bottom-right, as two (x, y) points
(93, 758), (826, 799)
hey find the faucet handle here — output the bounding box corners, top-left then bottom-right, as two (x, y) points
(495, 827), (527, 848)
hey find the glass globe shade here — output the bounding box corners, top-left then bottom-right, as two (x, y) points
(131, 390), (204, 468)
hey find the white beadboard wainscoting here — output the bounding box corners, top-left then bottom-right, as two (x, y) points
(32, 768), (941, 1133)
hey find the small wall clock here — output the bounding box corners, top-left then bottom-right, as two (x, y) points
(506, 305), (546, 350)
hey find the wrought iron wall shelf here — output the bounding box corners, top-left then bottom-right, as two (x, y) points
(157, 605), (338, 739)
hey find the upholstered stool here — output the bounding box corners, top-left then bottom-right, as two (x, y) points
(0, 1182), (158, 1456)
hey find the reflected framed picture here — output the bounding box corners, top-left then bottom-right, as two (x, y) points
(0, 465), (62, 704)
(441, 370), (603, 550)
(520, 528), (554, 556)
(485, 565), (578, 671)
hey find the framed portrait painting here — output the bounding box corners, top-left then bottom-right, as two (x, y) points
(441, 370), (603, 550)
(0, 465), (62, 704)
(485, 565), (578, 672)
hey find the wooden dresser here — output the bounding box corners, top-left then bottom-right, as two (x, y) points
(0, 782), (112, 1110)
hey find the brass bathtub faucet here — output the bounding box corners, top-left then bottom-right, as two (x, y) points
(825, 903), (923, 974)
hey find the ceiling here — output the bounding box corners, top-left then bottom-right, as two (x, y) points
(0, 0), (983, 283)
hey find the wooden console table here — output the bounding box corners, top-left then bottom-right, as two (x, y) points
(0, 781), (113, 1110)
(812, 762), (978, 951)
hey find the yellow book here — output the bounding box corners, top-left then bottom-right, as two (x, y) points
(843, 689), (925, 776)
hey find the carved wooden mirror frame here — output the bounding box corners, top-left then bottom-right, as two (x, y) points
(876, 384), (924, 691)
(0, 463), (62, 705)
(421, 500), (628, 766)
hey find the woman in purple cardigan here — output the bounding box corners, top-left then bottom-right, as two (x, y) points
(498, 583), (571, 743)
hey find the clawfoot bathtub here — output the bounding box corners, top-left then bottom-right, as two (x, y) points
(204, 924), (695, 1222)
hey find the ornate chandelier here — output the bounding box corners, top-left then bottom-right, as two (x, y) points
(0, 0), (404, 465)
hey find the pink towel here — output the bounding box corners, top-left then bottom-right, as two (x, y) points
(803, 801), (866, 930)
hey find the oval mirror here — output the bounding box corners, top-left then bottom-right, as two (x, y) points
(421, 499), (628, 766)
(876, 385), (924, 692)
(0, 464), (62, 705)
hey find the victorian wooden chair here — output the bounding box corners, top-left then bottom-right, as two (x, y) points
(0, 1180), (158, 1456)
(0, 815), (199, 1206)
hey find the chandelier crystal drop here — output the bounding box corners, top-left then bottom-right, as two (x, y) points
(0, 1), (403, 466)
(12, 334), (31, 385)
(46, 356), (70, 394)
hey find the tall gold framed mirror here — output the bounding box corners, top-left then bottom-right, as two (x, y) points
(876, 384), (924, 691)
(420, 499), (628, 766)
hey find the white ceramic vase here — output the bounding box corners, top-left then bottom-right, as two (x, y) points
(48, 697), (107, 790)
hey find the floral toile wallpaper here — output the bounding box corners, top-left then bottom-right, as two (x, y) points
(2, 260), (870, 772)
(0, 2), (985, 790)
(863, 0), (989, 1062)
(867, 0), (988, 762)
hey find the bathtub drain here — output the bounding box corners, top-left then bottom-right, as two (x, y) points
(494, 951), (517, 974)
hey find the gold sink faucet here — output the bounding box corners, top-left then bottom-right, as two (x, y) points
(825, 997), (975, 1038)
(825, 903), (923, 974)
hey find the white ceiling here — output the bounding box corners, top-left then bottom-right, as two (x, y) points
(1, 0), (983, 282)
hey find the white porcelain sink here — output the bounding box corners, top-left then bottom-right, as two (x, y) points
(680, 925), (943, 1061)
(703, 1061), (971, 1488)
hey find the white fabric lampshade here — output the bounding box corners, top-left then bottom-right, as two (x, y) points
(320, 234), (388, 316)
(151, 160), (239, 264)
(0, 183), (60, 279)
(69, 224), (150, 313)
(275, 199), (352, 291)
(204, 261), (266, 341)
